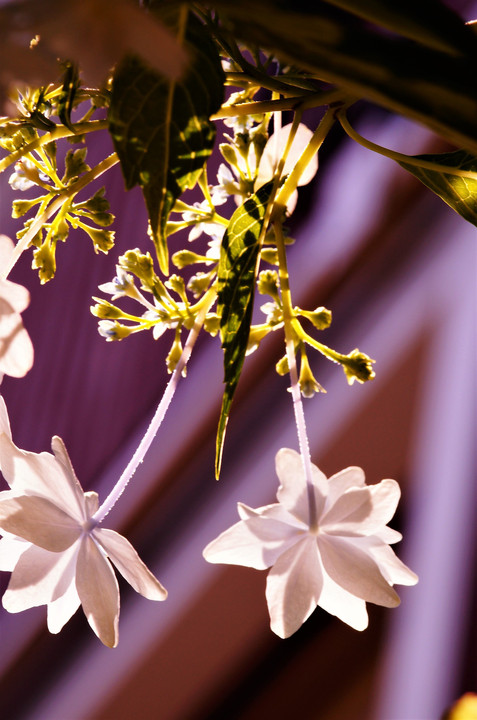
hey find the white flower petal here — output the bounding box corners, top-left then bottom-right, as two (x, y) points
(353, 536), (418, 586)
(325, 466), (365, 509)
(0, 296), (34, 377)
(94, 528), (167, 601)
(76, 534), (119, 648)
(0, 235), (14, 269)
(3, 542), (77, 613)
(266, 536), (323, 638)
(257, 123), (318, 189)
(0, 495), (81, 551)
(47, 577), (81, 634)
(0, 279), (30, 314)
(0, 433), (85, 520)
(237, 501), (306, 529)
(275, 448), (327, 524)
(318, 556), (369, 630)
(321, 479), (401, 536)
(50, 436), (89, 520)
(203, 509), (302, 570)
(0, 395), (12, 439)
(0, 535), (30, 571)
(375, 526), (402, 544)
(319, 534), (400, 608)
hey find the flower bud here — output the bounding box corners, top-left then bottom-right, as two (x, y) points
(166, 331), (185, 375)
(342, 349), (376, 385)
(98, 320), (133, 341)
(91, 299), (124, 320)
(260, 247), (279, 265)
(298, 353), (326, 397)
(296, 306), (332, 331)
(258, 270), (279, 300)
(276, 354), (289, 376)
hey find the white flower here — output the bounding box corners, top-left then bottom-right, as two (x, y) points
(182, 199), (226, 243)
(8, 158), (48, 191)
(0, 397), (167, 647)
(98, 266), (136, 301)
(203, 448), (417, 638)
(256, 123), (319, 213)
(0, 235), (34, 381)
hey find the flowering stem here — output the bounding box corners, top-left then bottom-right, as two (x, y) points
(0, 119), (109, 175)
(1, 153), (118, 280)
(93, 288), (215, 522)
(274, 220), (318, 531)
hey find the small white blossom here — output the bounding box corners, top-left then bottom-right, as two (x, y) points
(0, 397), (167, 647)
(182, 200), (225, 242)
(8, 158), (48, 191)
(203, 449), (417, 638)
(260, 301), (283, 325)
(98, 266), (136, 301)
(0, 235), (34, 381)
(140, 307), (179, 340)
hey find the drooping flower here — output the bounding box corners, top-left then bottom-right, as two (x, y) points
(0, 234), (34, 381)
(203, 448), (417, 638)
(0, 397), (167, 647)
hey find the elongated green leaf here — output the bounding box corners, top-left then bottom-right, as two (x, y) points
(108, 7), (224, 274)
(207, 1), (477, 155)
(215, 181), (274, 478)
(399, 151), (477, 226)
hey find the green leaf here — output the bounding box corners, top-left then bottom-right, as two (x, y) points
(215, 181), (274, 478)
(399, 151), (477, 226)
(209, 1), (477, 155)
(57, 61), (80, 132)
(108, 7), (224, 274)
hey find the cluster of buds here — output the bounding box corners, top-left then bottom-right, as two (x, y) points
(7, 141), (115, 283)
(91, 249), (220, 372)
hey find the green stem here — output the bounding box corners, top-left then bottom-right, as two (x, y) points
(338, 111), (477, 179)
(0, 119), (109, 175)
(274, 108), (336, 215)
(212, 89), (343, 120)
(295, 321), (357, 367)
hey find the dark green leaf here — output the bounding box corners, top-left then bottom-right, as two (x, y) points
(58, 61), (80, 132)
(108, 8), (224, 274)
(399, 151), (477, 226)
(207, 1), (477, 155)
(215, 181), (274, 478)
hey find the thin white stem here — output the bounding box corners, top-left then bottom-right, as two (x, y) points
(284, 319), (318, 531)
(275, 220), (318, 530)
(93, 292), (214, 522)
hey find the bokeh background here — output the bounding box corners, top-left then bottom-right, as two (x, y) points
(0, 2), (476, 719)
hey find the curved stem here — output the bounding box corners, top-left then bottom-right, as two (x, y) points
(1, 152), (118, 280)
(211, 89), (343, 120)
(274, 221), (318, 531)
(338, 110), (477, 180)
(93, 288), (215, 523)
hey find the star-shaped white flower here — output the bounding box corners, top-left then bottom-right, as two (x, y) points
(0, 397), (166, 647)
(203, 448), (417, 638)
(0, 235), (34, 381)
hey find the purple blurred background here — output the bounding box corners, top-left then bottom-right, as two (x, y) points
(0, 3), (476, 719)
